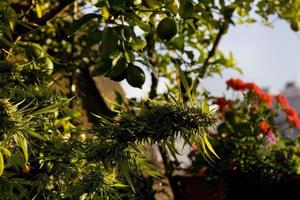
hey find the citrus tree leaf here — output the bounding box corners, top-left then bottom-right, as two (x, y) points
(68, 13), (102, 35)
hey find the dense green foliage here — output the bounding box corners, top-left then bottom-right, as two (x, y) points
(0, 0), (300, 199)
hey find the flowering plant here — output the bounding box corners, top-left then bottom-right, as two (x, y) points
(188, 78), (300, 194)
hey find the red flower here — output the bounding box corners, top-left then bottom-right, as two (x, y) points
(295, 119), (300, 128)
(226, 78), (247, 91)
(213, 97), (232, 111)
(259, 121), (271, 134)
(287, 115), (300, 128)
(283, 106), (300, 128)
(275, 94), (289, 108)
(283, 106), (298, 117)
(260, 92), (273, 108)
(244, 83), (262, 95)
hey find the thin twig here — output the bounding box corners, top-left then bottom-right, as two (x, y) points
(199, 22), (228, 78)
(13, 0), (76, 40)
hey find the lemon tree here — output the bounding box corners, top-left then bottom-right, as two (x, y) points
(0, 0), (300, 199)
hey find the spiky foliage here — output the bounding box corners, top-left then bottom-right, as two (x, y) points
(92, 101), (217, 164)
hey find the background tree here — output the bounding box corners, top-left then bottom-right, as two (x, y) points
(0, 0), (299, 199)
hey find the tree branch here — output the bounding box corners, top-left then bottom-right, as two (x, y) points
(199, 22), (228, 78)
(145, 20), (159, 100)
(77, 68), (115, 124)
(33, 0), (75, 26)
(149, 73), (158, 99)
(13, 0), (76, 40)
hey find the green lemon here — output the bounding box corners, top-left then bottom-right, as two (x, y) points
(157, 17), (178, 41)
(179, 1), (195, 19)
(107, 58), (127, 81)
(290, 20), (299, 32)
(126, 64), (145, 88)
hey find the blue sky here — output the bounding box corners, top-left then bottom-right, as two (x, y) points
(122, 18), (300, 98)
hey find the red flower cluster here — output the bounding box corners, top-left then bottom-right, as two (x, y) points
(274, 94), (300, 128)
(275, 94), (289, 107)
(213, 97), (232, 111)
(259, 121), (271, 134)
(244, 83), (261, 95)
(260, 92), (273, 108)
(226, 78), (273, 108)
(225, 78), (300, 128)
(226, 79), (247, 91)
(283, 107), (300, 128)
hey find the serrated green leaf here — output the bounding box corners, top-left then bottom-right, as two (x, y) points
(0, 152), (3, 176)
(113, 183), (129, 188)
(25, 129), (46, 141)
(203, 134), (219, 159)
(120, 166), (135, 192)
(0, 147), (11, 157)
(15, 134), (28, 163)
(31, 103), (61, 116)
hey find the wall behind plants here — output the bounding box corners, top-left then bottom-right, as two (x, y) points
(1, 0), (300, 199)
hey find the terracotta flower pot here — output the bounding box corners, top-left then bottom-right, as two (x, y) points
(171, 175), (225, 200)
(225, 173), (300, 200)
(171, 174), (300, 200)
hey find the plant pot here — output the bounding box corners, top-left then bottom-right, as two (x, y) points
(171, 174), (300, 200)
(283, 175), (300, 199)
(171, 175), (225, 200)
(225, 173), (300, 200)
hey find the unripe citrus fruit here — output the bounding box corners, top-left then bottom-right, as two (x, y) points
(157, 17), (178, 41)
(107, 58), (127, 81)
(290, 20), (299, 32)
(126, 64), (145, 88)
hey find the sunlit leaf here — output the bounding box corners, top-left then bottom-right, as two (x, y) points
(15, 134), (28, 163)
(0, 152), (4, 176)
(203, 134), (219, 159)
(25, 129), (46, 141)
(31, 103), (61, 116)
(35, 3), (42, 18)
(0, 147), (11, 157)
(177, 66), (193, 102)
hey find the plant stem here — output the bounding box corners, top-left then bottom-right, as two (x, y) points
(199, 22), (228, 78)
